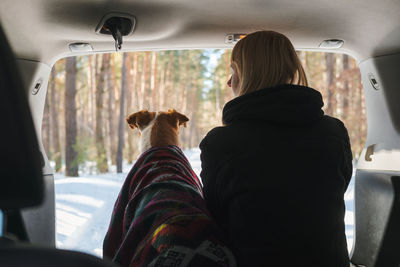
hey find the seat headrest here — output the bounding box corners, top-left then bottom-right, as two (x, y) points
(0, 24), (44, 209)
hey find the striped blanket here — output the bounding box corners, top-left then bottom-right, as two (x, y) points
(103, 146), (236, 267)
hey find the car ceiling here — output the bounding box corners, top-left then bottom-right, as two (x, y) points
(1, 0), (400, 65)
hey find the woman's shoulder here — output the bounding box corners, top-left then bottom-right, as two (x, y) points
(199, 126), (228, 149)
(319, 115), (350, 143)
(200, 124), (246, 156)
(321, 115), (348, 131)
(205, 125), (228, 138)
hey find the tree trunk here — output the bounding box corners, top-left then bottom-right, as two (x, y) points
(107, 54), (117, 165)
(158, 66), (165, 111)
(187, 59), (200, 148)
(163, 52), (174, 110)
(50, 68), (62, 172)
(127, 53), (138, 163)
(117, 53), (128, 173)
(180, 52), (189, 116)
(132, 53), (139, 108)
(150, 51), (158, 110)
(65, 56), (79, 177)
(140, 51), (149, 109)
(325, 53), (336, 116)
(95, 54), (109, 173)
(88, 55), (97, 133)
(224, 49), (233, 102)
(42, 88), (51, 158)
(125, 54), (134, 164)
(342, 54), (350, 122)
(159, 60), (168, 111)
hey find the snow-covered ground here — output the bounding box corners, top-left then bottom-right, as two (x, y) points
(55, 148), (355, 258)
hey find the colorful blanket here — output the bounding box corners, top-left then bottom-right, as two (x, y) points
(103, 146), (236, 267)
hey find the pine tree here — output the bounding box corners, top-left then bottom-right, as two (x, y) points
(95, 54), (109, 173)
(117, 53), (128, 173)
(50, 68), (62, 172)
(64, 56), (79, 177)
(325, 53), (336, 116)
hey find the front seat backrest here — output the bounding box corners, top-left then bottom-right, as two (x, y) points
(0, 23), (118, 267)
(0, 22), (43, 210)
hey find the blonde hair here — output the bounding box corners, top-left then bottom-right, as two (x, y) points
(231, 30), (308, 96)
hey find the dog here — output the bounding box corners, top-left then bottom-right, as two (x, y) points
(104, 109), (236, 266)
(126, 109), (189, 154)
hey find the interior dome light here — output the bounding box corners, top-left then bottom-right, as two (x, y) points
(69, 42), (93, 52)
(319, 39), (344, 49)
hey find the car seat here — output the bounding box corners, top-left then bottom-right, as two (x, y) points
(0, 23), (118, 267)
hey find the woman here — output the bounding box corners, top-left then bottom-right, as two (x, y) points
(200, 31), (353, 267)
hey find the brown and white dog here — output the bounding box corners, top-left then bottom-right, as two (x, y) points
(126, 109), (189, 154)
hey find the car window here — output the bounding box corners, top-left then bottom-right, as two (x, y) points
(42, 49), (364, 257)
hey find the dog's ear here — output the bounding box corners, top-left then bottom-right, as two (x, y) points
(126, 110), (156, 131)
(168, 109), (189, 128)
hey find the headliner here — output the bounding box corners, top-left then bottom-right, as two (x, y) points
(1, 0), (400, 65)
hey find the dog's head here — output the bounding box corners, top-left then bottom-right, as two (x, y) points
(126, 109), (189, 153)
(126, 110), (157, 131)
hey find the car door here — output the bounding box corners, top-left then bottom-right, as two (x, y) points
(350, 53), (400, 267)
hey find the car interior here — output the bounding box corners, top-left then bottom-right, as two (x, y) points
(0, 0), (399, 266)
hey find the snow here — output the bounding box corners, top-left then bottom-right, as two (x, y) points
(55, 173), (125, 254)
(55, 148), (355, 258)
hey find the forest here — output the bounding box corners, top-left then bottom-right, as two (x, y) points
(41, 50), (366, 176)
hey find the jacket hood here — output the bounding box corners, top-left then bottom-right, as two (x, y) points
(222, 84), (324, 126)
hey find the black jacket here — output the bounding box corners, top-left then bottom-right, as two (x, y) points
(200, 84), (352, 267)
